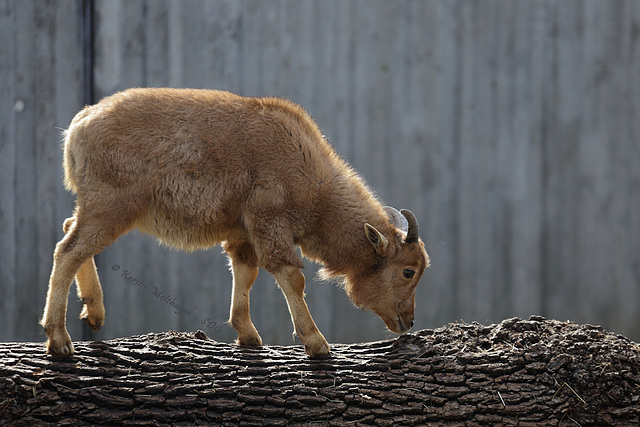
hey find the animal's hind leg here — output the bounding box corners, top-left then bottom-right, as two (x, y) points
(42, 217), (89, 356)
(75, 257), (105, 331)
(42, 205), (134, 356)
(63, 218), (105, 332)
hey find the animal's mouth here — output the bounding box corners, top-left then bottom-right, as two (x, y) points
(373, 306), (414, 334)
(383, 315), (414, 334)
(396, 315), (415, 333)
(397, 316), (407, 333)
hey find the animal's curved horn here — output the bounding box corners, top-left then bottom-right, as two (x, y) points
(401, 209), (420, 243)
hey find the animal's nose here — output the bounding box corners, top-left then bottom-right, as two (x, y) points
(410, 318), (415, 328)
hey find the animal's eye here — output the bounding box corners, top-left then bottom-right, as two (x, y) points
(403, 269), (415, 279)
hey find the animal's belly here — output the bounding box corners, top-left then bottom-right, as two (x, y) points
(136, 206), (229, 251)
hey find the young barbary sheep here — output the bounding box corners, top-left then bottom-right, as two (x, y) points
(41, 88), (430, 358)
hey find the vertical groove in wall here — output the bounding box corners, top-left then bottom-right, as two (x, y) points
(83, 0), (94, 106)
(81, 0), (94, 342)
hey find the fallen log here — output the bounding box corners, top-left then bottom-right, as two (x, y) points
(1, 316), (639, 426)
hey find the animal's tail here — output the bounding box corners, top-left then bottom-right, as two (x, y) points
(62, 105), (95, 194)
(62, 128), (79, 194)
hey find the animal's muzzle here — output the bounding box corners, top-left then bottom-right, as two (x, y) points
(397, 315), (415, 333)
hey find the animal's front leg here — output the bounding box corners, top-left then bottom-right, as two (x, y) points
(274, 266), (330, 358)
(228, 259), (262, 347)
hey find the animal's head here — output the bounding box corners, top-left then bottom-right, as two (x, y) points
(345, 207), (430, 334)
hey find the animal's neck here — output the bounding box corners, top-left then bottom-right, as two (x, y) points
(300, 172), (389, 280)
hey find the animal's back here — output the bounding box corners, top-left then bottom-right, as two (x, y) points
(63, 88), (343, 250)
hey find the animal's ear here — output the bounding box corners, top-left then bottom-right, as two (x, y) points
(364, 223), (389, 257)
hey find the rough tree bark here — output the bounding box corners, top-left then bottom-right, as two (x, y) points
(1, 317), (638, 426)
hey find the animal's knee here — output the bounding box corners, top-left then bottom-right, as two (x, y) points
(62, 217), (76, 233)
(56, 229), (79, 255)
(291, 271), (306, 295)
(54, 225), (103, 262)
(276, 266), (306, 295)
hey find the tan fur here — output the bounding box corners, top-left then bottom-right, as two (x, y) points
(41, 88), (430, 358)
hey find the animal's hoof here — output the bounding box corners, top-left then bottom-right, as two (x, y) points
(237, 334), (263, 347)
(80, 307), (105, 331)
(46, 335), (75, 357)
(80, 302), (105, 331)
(305, 339), (331, 359)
